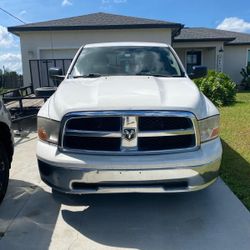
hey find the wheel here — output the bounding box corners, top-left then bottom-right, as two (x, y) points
(0, 142), (10, 204)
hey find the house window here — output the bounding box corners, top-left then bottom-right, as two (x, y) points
(247, 49), (250, 68)
(186, 51), (202, 74)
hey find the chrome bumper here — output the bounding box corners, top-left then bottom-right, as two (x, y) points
(37, 158), (221, 194)
(37, 138), (222, 194)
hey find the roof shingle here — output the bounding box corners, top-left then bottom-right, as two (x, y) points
(8, 12), (183, 32)
(174, 27), (250, 45)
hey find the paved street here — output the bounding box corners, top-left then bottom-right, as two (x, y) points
(1, 121), (250, 250)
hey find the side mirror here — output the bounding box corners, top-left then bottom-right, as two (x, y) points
(49, 67), (63, 77)
(188, 66), (207, 79)
(48, 67), (64, 86)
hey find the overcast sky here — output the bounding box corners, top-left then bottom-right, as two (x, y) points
(1, 0), (250, 73)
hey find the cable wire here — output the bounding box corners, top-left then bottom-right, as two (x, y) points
(0, 7), (26, 24)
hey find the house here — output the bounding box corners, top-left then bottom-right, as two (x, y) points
(173, 28), (250, 83)
(8, 12), (250, 88)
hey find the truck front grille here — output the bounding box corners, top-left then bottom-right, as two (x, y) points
(67, 117), (121, 131)
(139, 116), (192, 131)
(64, 136), (121, 151)
(60, 111), (199, 154)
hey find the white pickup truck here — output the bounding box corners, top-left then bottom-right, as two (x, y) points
(36, 42), (222, 194)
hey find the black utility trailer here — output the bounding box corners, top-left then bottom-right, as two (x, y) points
(2, 58), (70, 126)
(2, 85), (56, 126)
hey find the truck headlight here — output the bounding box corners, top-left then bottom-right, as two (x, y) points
(198, 115), (220, 143)
(37, 117), (60, 144)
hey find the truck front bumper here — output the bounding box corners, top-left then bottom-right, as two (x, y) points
(37, 138), (222, 194)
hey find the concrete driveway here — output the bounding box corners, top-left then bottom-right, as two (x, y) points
(1, 120), (250, 250)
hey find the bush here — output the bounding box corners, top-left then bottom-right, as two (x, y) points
(194, 70), (237, 106)
(240, 66), (250, 90)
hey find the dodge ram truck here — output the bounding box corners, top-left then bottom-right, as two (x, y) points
(36, 42), (222, 194)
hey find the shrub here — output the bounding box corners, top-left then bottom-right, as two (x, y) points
(240, 66), (250, 90)
(194, 70), (237, 106)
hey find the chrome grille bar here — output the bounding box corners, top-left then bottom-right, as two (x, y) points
(64, 128), (195, 138)
(138, 129), (195, 137)
(65, 130), (121, 138)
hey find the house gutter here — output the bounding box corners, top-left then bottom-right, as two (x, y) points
(173, 37), (236, 43)
(8, 23), (183, 33)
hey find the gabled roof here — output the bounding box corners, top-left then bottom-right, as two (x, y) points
(8, 12), (183, 33)
(174, 27), (250, 45)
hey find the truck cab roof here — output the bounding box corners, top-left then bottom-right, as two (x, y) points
(84, 42), (170, 48)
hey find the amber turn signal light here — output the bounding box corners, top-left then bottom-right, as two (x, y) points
(38, 127), (49, 141)
(211, 127), (219, 138)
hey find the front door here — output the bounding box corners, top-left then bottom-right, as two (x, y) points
(186, 51), (202, 74)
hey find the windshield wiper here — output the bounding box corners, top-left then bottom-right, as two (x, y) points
(73, 73), (102, 78)
(135, 72), (171, 77)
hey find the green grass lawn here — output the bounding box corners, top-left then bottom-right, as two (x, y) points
(220, 91), (250, 209)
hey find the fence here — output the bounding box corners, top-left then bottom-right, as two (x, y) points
(29, 59), (72, 89)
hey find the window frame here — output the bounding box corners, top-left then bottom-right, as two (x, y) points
(246, 48), (250, 67)
(185, 50), (203, 74)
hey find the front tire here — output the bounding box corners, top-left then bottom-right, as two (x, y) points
(0, 143), (10, 204)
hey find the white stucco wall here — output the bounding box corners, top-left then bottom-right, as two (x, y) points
(203, 48), (217, 70)
(19, 28), (172, 85)
(40, 49), (77, 59)
(224, 45), (249, 83)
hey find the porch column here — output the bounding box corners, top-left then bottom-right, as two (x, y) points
(216, 45), (224, 72)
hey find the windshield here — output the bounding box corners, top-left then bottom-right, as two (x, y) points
(70, 46), (184, 78)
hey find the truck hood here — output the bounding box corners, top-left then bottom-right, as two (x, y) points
(46, 76), (217, 120)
